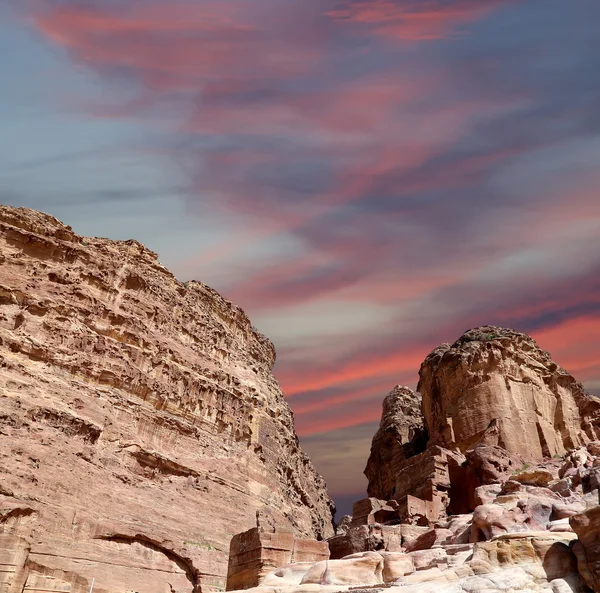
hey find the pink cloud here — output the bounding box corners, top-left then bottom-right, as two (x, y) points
(327, 0), (511, 41)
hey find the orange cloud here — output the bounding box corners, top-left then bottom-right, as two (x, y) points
(280, 345), (424, 396)
(295, 406), (382, 436)
(291, 380), (394, 416)
(531, 316), (600, 383)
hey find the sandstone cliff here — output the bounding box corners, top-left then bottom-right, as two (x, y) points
(0, 205), (334, 593)
(418, 326), (600, 459)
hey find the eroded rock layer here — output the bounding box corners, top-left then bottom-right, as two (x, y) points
(0, 206), (334, 593)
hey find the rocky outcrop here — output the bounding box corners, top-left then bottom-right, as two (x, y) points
(329, 442), (600, 554)
(419, 326), (600, 459)
(226, 528), (329, 591)
(228, 445), (600, 593)
(570, 506), (600, 591)
(364, 326), (600, 529)
(364, 386), (427, 501)
(229, 532), (587, 593)
(0, 205), (334, 593)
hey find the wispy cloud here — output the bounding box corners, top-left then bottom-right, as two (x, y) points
(5, 0), (600, 504)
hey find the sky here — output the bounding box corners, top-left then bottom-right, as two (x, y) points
(2, 0), (600, 518)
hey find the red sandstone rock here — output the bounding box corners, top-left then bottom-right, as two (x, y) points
(466, 445), (520, 485)
(418, 326), (600, 460)
(570, 506), (600, 591)
(226, 528), (329, 590)
(364, 386), (426, 501)
(0, 206), (334, 593)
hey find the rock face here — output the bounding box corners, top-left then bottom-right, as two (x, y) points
(226, 528), (329, 591)
(363, 326), (600, 528)
(419, 326), (600, 459)
(0, 206), (334, 593)
(570, 506), (600, 591)
(364, 386), (427, 501)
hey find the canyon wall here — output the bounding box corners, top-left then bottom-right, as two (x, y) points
(0, 206), (334, 593)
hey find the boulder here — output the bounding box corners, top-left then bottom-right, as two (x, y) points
(300, 552), (383, 586)
(513, 468), (555, 487)
(570, 505), (600, 591)
(381, 552), (415, 582)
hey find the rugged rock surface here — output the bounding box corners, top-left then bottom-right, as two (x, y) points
(0, 205), (334, 593)
(419, 326), (600, 459)
(570, 506), (600, 591)
(364, 386), (426, 501)
(226, 528), (329, 591)
(364, 326), (600, 528)
(229, 445), (600, 593)
(230, 531), (587, 593)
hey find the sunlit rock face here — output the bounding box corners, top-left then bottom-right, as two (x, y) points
(418, 326), (600, 459)
(0, 205), (334, 593)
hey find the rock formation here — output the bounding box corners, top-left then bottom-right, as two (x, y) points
(419, 326), (600, 459)
(233, 531), (585, 593)
(0, 205), (334, 593)
(227, 442), (600, 593)
(364, 386), (426, 501)
(226, 528), (329, 590)
(223, 326), (600, 593)
(570, 506), (600, 591)
(361, 326), (600, 527)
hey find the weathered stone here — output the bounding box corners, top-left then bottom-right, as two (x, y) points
(380, 552), (414, 582)
(466, 445), (519, 485)
(300, 552), (384, 586)
(409, 548), (447, 571)
(473, 485), (502, 506)
(335, 515), (352, 536)
(418, 326), (600, 461)
(389, 447), (479, 525)
(351, 498), (400, 527)
(570, 505), (600, 591)
(402, 528), (452, 552)
(0, 206), (334, 593)
(328, 524), (402, 559)
(444, 515), (473, 545)
(513, 468), (555, 487)
(365, 386), (427, 501)
(226, 528), (329, 591)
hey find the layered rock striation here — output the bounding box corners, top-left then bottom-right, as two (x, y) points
(0, 206), (334, 593)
